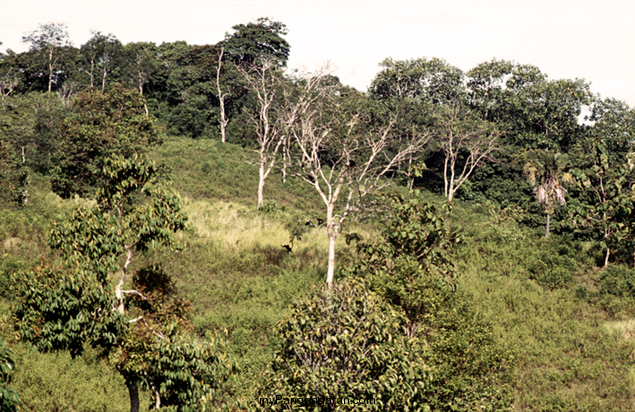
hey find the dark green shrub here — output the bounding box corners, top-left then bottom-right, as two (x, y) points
(343, 190), (515, 411)
(0, 339), (20, 412)
(599, 264), (635, 298)
(257, 278), (431, 411)
(528, 239), (580, 289)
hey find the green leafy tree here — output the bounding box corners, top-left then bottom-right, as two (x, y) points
(122, 42), (159, 116)
(150, 42), (225, 139)
(369, 57), (465, 105)
(21, 23), (73, 93)
(0, 92), (67, 173)
(345, 191), (457, 335)
(0, 48), (23, 97)
(257, 278), (431, 411)
(460, 59), (590, 225)
(51, 85), (161, 199)
(0, 340), (20, 412)
(14, 154), (235, 411)
(467, 59), (591, 151)
(523, 151), (573, 238)
(570, 138), (635, 267)
(344, 190), (514, 411)
(587, 97), (635, 165)
(0, 137), (28, 204)
(223, 17), (291, 68)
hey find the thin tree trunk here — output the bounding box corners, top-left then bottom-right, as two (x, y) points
(545, 214), (550, 239)
(326, 232), (336, 285)
(216, 47), (228, 143)
(48, 50), (53, 93)
(257, 162), (265, 209)
(116, 247), (133, 314)
(604, 246), (610, 268)
(89, 59), (95, 88)
(127, 380), (140, 412)
(282, 140), (287, 184)
(325, 202), (337, 286)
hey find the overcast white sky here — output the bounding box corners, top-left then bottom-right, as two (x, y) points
(2, 0), (634, 106)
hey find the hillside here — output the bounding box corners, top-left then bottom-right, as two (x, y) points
(1, 136), (635, 411)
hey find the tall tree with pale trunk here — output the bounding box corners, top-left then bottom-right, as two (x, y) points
(22, 23), (72, 93)
(237, 59), (286, 209)
(434, 103), (501, 202)
(285, 66), (431, 285)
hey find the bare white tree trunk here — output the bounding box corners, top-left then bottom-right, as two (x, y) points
(48, 47), (54, 93)
(216, 47), (229, 143)
(438, 104), (500, 202)
(238, 60), (285, 208)
(284, 64), (431, 285)
(116, 247), (133, 315)
(102, 68), (107, 92)
(257, 161), (266, 209)
(89, 58), (95, 88)
(326, 232), (337, 285)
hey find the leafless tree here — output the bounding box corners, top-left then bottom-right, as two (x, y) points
(435, 104), (501, 202)
(286, 66), (432, 285)
(237, 59), (287, 209)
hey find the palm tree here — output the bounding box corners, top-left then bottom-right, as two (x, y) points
(523, 151), (573, 238)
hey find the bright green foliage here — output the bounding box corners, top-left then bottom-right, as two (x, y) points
(0, 340), (19, 412)
(51, 85), (161, 199)
(14, 264), (123, 356)
(10, 343), (139, 411)
(49, 154), (186, 281)
(344, 190), (514, 411)
(345, 191), (457, 330)
(15, 155), (180, 356)
(116, 325), (235, 411)
(14, 154), (235, 411)
(258, 278), (431, 411)
(570, 138), (635, 266)
(113, 264), (237, 411)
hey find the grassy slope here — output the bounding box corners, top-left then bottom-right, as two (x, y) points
(1, 136), (635, 410)
(451, 205), (635, 411)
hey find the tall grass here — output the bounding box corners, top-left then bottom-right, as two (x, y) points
(3, 135), (635, 410)
(452, 202), (635, 411)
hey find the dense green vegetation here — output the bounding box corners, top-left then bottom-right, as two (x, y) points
(2, 16), (635, 412)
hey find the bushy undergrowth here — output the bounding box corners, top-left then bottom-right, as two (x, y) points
(11, 343), (149, 412)
(453, 205), (635, 411)
(2, 137), (635, 410)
